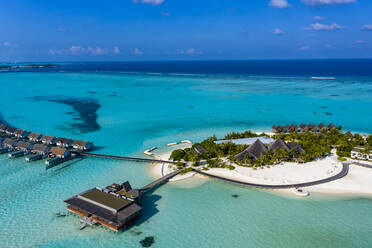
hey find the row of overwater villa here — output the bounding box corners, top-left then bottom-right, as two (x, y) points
(272, 123), (337, 134)
(0, 123), (93, 168)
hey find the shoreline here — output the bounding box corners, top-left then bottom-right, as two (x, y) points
(147, 135), (372, 199)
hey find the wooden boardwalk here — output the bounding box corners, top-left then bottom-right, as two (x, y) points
(75, 151), (176, 164)
(193, 163), (349, 189)
(140, 170), (181, 194)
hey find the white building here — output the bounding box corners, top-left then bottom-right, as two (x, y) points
(351, 147), (372, 161)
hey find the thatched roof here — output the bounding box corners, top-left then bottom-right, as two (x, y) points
(299, 123), (307, 129)
(308, 123), (317, 130)
(0, 123), (7, 131)
(16, 141), (32, 150)
(31, 144), (50, 153)
(41, 135), (55, 142)
(328, 123), (336, 129)
(50, 147), (68, 156)
(287, 142), (305, 154)
(318, 123), (326, 129)
(28, 132), (42, 140)
(56, 137), (72, 144)
(268, 138), (289, 151)
(194, 145), (206, 155)
(235, 139), (267, 161)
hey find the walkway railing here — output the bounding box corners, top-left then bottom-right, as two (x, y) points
(140, 170), (181, 194)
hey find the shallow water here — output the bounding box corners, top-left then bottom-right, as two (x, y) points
(1, 65), (372, 247)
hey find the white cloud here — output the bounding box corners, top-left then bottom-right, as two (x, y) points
(88, 46), (105, 55)
(362, 24), (372, 31)
(299, 45), (310, 50)
(269, 0), (291, 8)
(272, 28), (285, 35)
(113, 46), (120, 54)
(355, 40), (365, 44)
(3, 41), (17, 47)
(302, 0), (356, 6)
(132, 0), (164, 5)
(160, 11), (171, 16)
(314, 16), (325, 20)
(307, 22), (344, 30)
(69, 45), (84, 54)
(133, 48), (143, 55)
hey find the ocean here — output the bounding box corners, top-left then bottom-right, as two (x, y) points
(0, 60), (372, 247)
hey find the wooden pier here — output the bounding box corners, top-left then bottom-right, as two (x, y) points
(74, 151), (176, 164)
(139, 170), (181, 195)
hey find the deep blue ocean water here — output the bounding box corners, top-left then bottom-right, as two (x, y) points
(0, 60), (372, 248)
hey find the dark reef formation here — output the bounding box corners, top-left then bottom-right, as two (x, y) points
(33, 96), (101, 134)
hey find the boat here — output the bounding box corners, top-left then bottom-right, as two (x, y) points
(167, 142), (178, 146)
(291, 187), (309, 197)
(148, 147), (157, 152)
(181, 140), (192, 144)
(80, 216), (97, 226)
(143, 150), (153, 156)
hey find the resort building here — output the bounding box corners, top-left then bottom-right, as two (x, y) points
(2, 138), (17, 149)
(55, 138), (72, 148)
(64, 181), (142, 231)
(194, 145), (206, 155)
(273, 123), (337, 134)
(41, 135), (56, 145)
(14, 129), (29, 139)
(215, 137), (274, 145)
(234, 138), (304, 163)
(50, 147), (70, 158)
(15, 141), (33, 152)
(351, 147), (372, 161)
(31, 144), (50, 155)
(28, 133), (42, 143)
(234, 139), (268, 162)
(72, 140), (93, 151)
(5, 126), (16, 136)
(328, 123), (336, 131)
(0, 123), (7, 133)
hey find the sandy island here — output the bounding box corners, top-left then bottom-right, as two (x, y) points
(147, 138), (372, 198)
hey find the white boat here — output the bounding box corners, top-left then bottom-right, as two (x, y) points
(291, 187), (309, 197)
(181, 140), (192, 144)
(167, 142), (178, 147)
(143, 151), (153, 156)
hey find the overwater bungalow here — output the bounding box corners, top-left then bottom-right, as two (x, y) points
(14, 129), (29, 139)
(0, 123), (7, 133)
(318, 123), (326, 132)
(64, 181), (142, 231)
(234, 139), (267, 162)
(5, 126), (16, 136)
(49, 147), (70, 158)
(299, 123), (307, 133)
(307, 123), (317, 133)
(328, 123), (336, 131)
(28, 133), (42, 143)
(56, 138), (72, 148)
(288, 124), (298, 133)
(2, 138), (17, 149)
(72, 140), (93, 151)
(26, 144), (51, 162)
(41, 135), (56, 145)
(15, 141), (33, 152)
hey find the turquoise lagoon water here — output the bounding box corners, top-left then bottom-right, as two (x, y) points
(1, 69), (372, 247)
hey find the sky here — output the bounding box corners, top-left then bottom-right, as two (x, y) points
(0, 0), (371, 61)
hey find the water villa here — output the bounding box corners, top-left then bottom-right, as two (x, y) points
(46, 147), (71, 167)
(272, 123), (337, 134)
(64, 181), (142, 231)
(2, 138), (17, 149)
(41, 135), (56, 145)
(56, 138), (72, 148)
(0, 124), (7, 133)
(14, 129), (29, 139)
(5, 126), (16, 136)
(72, 140), (93, 151)
(26, 144), (50, 162)
(28, 133), (42, 143)
(9, 141), (33, 158)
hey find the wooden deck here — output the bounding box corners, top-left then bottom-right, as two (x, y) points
(74, 151), (176, 164)
(140, 170), (181, 194)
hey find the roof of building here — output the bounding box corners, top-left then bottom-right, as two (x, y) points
(41, 135), (55, 142)
(56, 137), (72, 144)
(28, 132), (42, 139)
(308, 123), (317, 129)
(246, 139), (268, 159)
(50, 147), (68, 156)
(328, 123), (336, 129)
(14, 129), (27, 135)
(215, 137), (274, 145)
(6, 126), (16, 133)
(16, 141), (32, 150)
(318, 123), (326, 128)
(0, 123), (7, 130)
(65, 195), (142, 225)
(299, 123), (307, 129)
(79, 188), (133, 211)
(72, 140), (91, 147)
(268, 138), (289, 151)
(194, 145), (206, 155)
(287, 142), (305, 154)
(31, 144), (49, 153)
(3, 138), (16, 146)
